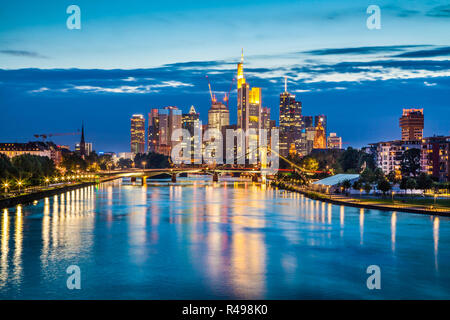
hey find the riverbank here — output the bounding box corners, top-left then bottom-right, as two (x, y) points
(0, 176), (120, 209)
(271, 180), (450, 217)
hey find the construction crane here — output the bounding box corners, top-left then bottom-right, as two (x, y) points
(205, 75), (216, 103)
(223, 77), (235, 109)
(33, 131), (80, 141)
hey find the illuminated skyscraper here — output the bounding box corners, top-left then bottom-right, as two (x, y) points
(237, 50), (261, 159)
(208, 102), (229, 131)
(314, 115), (327, 138)
(130, 114), (145, 154)
(183, 106), (201, 164)
(400, 108), (424, 141)
(148, 109), (159, 153)
(279, 78), (302, 157)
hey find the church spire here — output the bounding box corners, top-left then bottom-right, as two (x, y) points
(80, 121), (86, 157)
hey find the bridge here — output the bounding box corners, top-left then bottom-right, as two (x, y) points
(98, 147), (319, 185)
(98, 167), (269, 185)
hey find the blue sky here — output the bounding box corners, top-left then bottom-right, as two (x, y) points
(0, 0), (449, 152)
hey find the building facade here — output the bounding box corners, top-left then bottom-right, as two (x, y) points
(400, 108), (424, 141)
(421, 136), (450, 182)
(208, 102), (229, 131)
(279, 80), (302, 157)
(130, 114), (146, 154)
(327, 133), (342, 149)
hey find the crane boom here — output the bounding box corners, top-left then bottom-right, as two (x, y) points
(205, 75), (215, 103)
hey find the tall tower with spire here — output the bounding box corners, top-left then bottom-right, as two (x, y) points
(236, 49), (261, 161)
(279, 77), (303, 157)
(79, 122), (86, 158)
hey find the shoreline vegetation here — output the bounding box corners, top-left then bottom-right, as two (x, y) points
(270, 180), (450, 217)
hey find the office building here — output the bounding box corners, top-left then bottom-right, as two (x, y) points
(279, 78), (303, 157)
(421, 136), (450, 182)
(400, 108), (424, 141)
(208, 102), (229, 131)
(130, 114), (146, 154)
(327, 133), (342, 149)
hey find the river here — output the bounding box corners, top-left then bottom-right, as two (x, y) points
(0, 177), (449, 299)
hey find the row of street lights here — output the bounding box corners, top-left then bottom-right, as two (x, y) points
(2, 174), (97, 193)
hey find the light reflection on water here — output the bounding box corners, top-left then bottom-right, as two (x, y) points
(0, 178), (449, 299)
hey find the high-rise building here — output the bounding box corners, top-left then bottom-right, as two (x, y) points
(150, 106), (183, 156)
(261, 107), (271, 130)
(75, 142), (92, 155)
(302, 115), (313, 129)
(182, 105), (201, 164)
(208, 101), (229, 131)
(148, 109), (160, 153)
(130, 114), (146, 154)
(400, 108), (424, 141)
(327, 133), (342, 149)
(279, 78), (302, 157)
(237, 50), (261, 159)
(183, 105), (200, 136)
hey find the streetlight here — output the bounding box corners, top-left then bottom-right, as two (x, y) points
(3, 182), (9, 193)
(392, 191), (395, 202)
(142, 161), (147, 170)
(17, 180), (23, 193)
(360, 189), (363, 201)
(45, 178), (50, 187)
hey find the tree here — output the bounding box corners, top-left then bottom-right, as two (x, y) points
(377, 179), (392, 196)
(338, 147), (360, 172)
(360, 168), (375, 184)
(118, 158), (133, 169)
(405, 178), (417, 194)
(300, 157), (319, 172)
(386, 171), (397, 184)
(352, 180), (362, 191)
(341, 179), (351, 193)
(373, 167), (385, 183)
(364, 182), (372, 194)
(400, 148), (421, 177)
(416, 173), (433, 192)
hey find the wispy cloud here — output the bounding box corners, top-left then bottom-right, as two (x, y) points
(426, 5), (450, 18)
(0, 49), (49, 59)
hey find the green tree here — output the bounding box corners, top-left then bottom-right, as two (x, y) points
(377, 179), (392, 196)
(352, 179), (362, 191)
(400, 148), (421, 177)
(341, 179), (351, 193)
(416, 173), (434, 192)
(118, 158), (133, 169)
(338, 147), (360, 172)
(364, 182), (372, 194)
(405, 178), (417, 194)
(300, 157), (319, 172)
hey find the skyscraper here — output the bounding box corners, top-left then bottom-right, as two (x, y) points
(183, 106), (201, 164)
(148, 109), (159, 153)
(152, 106), (182, 156)
(279, 78), (302, 157)
(237, 50), (261, 159)
(130, 114), (145, 154)
(400, 108), (424, 141)
(208, 101), (229, 131)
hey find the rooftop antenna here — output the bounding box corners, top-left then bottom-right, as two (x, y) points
(241, 48), (244, 63)
(284, 76), (287, 92)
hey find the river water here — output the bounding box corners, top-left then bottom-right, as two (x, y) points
(0, 177), (449, 299)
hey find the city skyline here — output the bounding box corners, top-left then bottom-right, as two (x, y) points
(1, 1), (449, 152)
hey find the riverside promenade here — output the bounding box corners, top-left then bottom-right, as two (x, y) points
(272, 180), (450, 217)
(0, 176), (120, 209)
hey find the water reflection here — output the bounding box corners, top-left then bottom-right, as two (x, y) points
(0, 179), (449, 299)
(391, 212), (397, 253)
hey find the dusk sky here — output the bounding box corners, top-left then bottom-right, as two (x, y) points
(1, 0), (449, 152)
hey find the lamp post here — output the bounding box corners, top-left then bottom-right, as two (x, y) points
(142, 161), (147, 170)
(45, 178), (50, 187)
(3, 182), (9, 194)
(392, 191), (395, 202)
(17, 180), (23, 193)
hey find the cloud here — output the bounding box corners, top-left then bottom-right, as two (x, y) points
(394, 46), (450, 58)
(303, 45), (427, 56)
(426, 5), (450, 18)
(0, 49), (49, 59)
